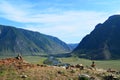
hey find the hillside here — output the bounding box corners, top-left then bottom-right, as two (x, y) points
(73, 15), (120, 60)
(0, 25), (70, 56)
(0, 57), (119, 80)
(68, 43), (78, 51)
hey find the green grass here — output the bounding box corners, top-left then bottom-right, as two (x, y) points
(0, 56), (120, 70)
(15, 56), (120, 70)
(0, 56), (47, 64)
(95, 60), (120, 70)
(23, 56), (47, 64)
(23, 56), (120, 70)
(58, 57), (92, 65)
(58, 57), (120, 70)
(0, 56), (15, 59)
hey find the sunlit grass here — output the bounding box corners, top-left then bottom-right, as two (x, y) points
(58, 57), (120, 70)
(23, 56), (120, 70)
(0, 56), (120, 70)
(0, 56), (120, 79)
(23, 56), (47, 64)
(95, 60), (120, 70)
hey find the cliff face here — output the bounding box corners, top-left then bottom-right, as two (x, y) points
(73, 15), (120, 60)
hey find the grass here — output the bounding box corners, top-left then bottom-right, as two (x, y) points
(0, 56), (47, 64)
(0, 65), (19, 80)
(0, 56), (120, 70)
(58, 57), (120, 70)
(22, 56), (120, 70)
(0, 56), (120, 80)
(23, 56), (47, 64)
(58, 57), (92, 65)
(0, 64), (81, 80)
(95, 60), (120, 70)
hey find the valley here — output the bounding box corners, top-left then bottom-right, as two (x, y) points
(0, 55), (120, 70)
(0, 0), (120, 80)
(23, 56), (120, 71)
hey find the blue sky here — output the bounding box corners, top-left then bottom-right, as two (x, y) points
(0, 0), (120, 43)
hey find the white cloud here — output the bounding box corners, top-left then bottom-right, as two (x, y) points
(0, 0), (119, 43)
(24, 11), (109, 43)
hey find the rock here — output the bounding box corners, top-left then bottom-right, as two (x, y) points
(78, 74), (90, 80)
(20, 74), (28, 78)
(103, 74), (119, 80)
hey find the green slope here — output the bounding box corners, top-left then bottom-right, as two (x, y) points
(0, 25), (70, 56)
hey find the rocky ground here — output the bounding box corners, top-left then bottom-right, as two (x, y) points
(0, 57), (119, 80)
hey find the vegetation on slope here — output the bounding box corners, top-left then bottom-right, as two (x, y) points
(0, 25), (70, 56)
(73, 15), (120, 60)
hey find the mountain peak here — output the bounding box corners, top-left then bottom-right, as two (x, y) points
(104, 15), (120, 26)
(73, 15), (120, 60)
(108, 15), (120, 20)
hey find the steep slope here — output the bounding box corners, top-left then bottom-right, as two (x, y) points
(73, 15), (120, 60)
(0, 25), (70, 56)
(20, 29), (70, 54)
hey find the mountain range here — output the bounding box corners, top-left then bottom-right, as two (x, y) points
(1, 14), (120, 60)
(0, 25), (71, 56)
(73, 15), (120, 60)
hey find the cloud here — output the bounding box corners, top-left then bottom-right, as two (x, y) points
(24, 11), (109, 43)
(0, 0), (119, 43)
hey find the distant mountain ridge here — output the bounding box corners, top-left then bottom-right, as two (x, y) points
(68, 43), (78, 51)
(73, 15), (120, 60)
(0, 25), (70, 56)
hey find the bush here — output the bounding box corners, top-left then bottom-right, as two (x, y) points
(78, 76), (89, 80)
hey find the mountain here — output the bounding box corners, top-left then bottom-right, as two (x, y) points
(0, 25), (70, 56)
(68, 43), (78, 51)
(72, 15), (120, 60)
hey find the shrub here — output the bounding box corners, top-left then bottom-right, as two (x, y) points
(78, 76), (89, 80)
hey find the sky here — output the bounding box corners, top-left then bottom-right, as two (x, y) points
(0, 0), (120, 43)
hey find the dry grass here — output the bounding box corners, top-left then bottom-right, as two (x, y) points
(0, 64), (120, 80)
(0, 65), (80, 80)
(0, 57), (120, 80)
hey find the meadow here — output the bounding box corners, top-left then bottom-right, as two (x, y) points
(58, 57), (120, 70)
(0, 56), (119, 70)
(21, 56), (120, 71)
(0, 56), (120, 80)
